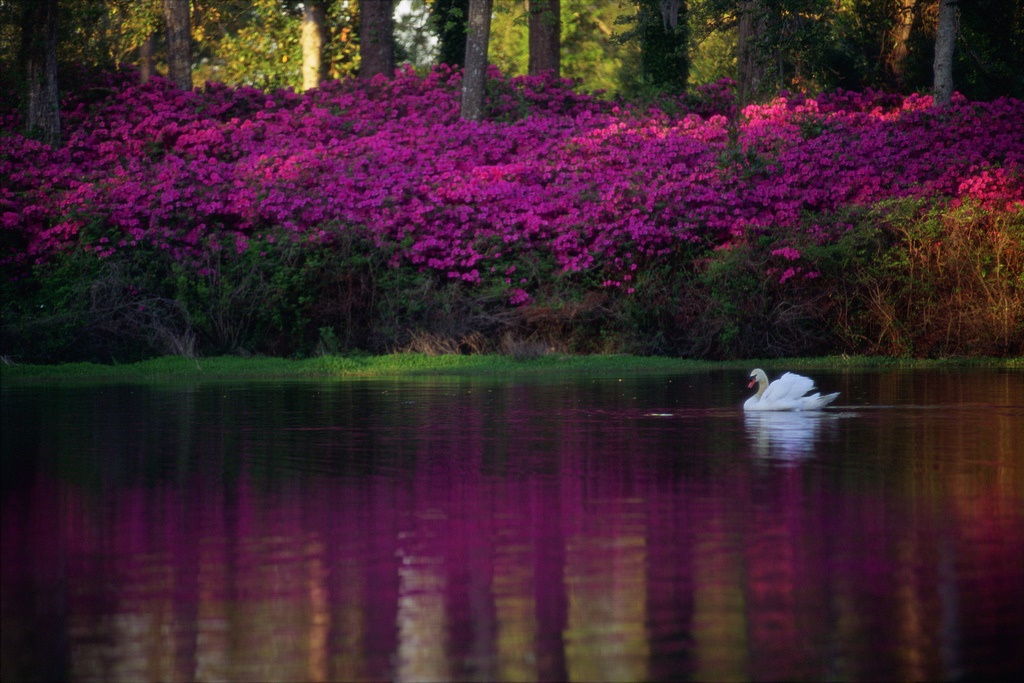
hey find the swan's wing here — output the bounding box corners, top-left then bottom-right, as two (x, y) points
(762, 372), (817, 402)
(800, 391), (840, 410)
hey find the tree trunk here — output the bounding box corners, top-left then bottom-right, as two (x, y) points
(884, 0), (917, 86)
(528, 0), (560, 77)
(933, 0), (958, 107)
(139, 33), (156, 83)
(461, 0), (492, 120)
(301, 1), (327, 91)
(737, 0), (766, 105)
(22, 0), (60, 146)
(163, 0), (192, 90)
(360, 0), (395, 79)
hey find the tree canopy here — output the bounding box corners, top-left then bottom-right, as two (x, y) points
(1, 0), (1020, 101)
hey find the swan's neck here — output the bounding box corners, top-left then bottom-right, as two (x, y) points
(755, 380), (767, 399)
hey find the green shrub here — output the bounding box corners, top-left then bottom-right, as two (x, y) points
(3, 202), (1020, 364)
(1, 247), (187, 363)
(839, 200), (1024, 356)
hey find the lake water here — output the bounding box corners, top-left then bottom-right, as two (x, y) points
(2, 367), (1022, 682)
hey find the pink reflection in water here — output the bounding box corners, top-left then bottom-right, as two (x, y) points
(2, 377), (1023, 681)
(3, 454), (1022, 682)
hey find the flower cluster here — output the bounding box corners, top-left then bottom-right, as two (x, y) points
(2, 66), (1022, 297)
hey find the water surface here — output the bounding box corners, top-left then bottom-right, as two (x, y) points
(2, 368), (1022, 681)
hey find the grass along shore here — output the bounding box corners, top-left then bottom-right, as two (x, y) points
(2, 353), (1021, 384)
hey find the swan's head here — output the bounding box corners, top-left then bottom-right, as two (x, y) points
(748, 368), (768, 393)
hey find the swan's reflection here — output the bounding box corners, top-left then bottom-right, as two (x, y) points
(744, 411), (838, 463)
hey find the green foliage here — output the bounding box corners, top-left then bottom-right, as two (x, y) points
(2, 0), (1022, 105)
(0, 0), (140, 92)
(892, 0), (1024, 101)
(602, 200), (1024, 360)
(689, 17), (736, 85)
(0, 0), (361, 91)
(217, 0), (358, 89)
(395, 0), (438, 68)
(842, 200), (1024, 356)
(0, 351), (724, 382)
(216, 0), (304, 89)
(4, 350), (1020, 384)
(5, 200), (1021, 364)
(954, 0), (1024, 100)
(1, 244), (179, 363)
(617, 0), (689, 94)
(431, 0), (469, 66)
(757, 0), (833, 91)
(560, 0), (636, 93)
(687, 0), (1024, 99)
(488, 0), (636, 94)
(488, 0), (529, 78)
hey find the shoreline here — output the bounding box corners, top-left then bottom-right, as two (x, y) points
(3, 354), (1021, 384)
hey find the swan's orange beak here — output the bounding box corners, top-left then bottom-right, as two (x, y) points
(748, 377), (756, 388)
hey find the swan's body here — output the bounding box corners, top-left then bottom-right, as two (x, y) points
(743, 369), (839, 411)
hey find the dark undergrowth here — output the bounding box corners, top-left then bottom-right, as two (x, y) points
(3, 199), (1022, 365)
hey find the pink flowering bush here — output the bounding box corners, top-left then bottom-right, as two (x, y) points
(2, 66), (1022, 360)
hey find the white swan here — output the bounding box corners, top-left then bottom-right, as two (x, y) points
(743, 368), (839, 411)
